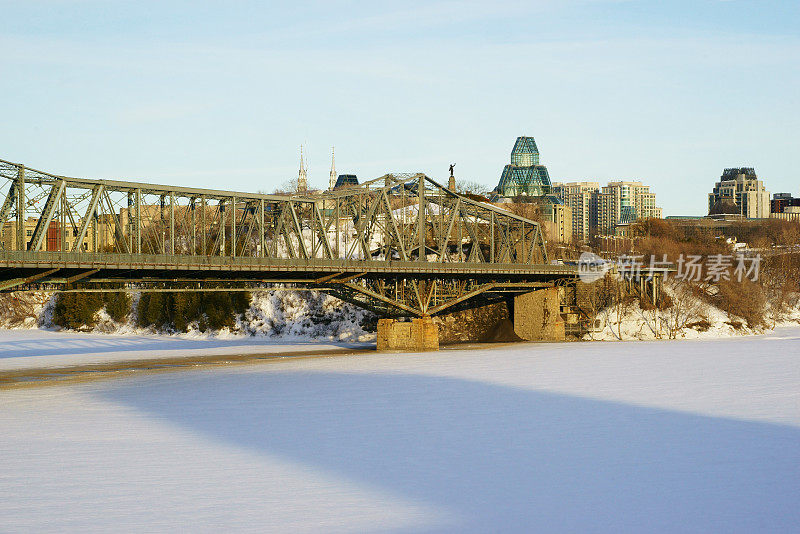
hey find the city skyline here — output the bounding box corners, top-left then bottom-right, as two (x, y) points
(1, 1), (798, 217)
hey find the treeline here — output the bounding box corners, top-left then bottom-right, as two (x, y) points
(137, 291), (250, 331)
(629, 218), (800, 256)
(579, 218), (800, 330)
(52, 290), (250, 332)
(54, 292), (130, 330)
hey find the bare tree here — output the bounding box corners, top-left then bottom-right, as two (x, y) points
(662, 278), (707, 339)
(454, 179), (490, 195)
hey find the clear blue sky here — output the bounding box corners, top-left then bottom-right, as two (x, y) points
(1, 0), (798, 215)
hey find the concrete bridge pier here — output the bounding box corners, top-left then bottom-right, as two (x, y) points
(512, 286), (565, 342)
(377, 317), (439, 351)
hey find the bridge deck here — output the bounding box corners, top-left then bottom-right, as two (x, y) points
(0, 251), (577, 280)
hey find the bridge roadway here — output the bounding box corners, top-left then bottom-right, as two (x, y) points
(0, 250), (578, 317)
(0, 251), (576, 279)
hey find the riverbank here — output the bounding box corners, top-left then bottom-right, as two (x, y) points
(0, 328), (371, 375)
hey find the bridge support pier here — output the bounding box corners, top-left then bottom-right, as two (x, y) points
(513, 287), (565, 342)
(377, 317), (439, 351)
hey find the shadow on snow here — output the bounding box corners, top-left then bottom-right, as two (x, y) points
(100, 370), (800, 532)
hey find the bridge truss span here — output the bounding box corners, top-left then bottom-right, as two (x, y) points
(0, 158), (576, 316)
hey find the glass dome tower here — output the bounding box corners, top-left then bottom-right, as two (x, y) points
(495, 136), (552, 197)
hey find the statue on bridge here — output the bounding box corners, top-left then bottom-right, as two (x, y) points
(449, 163), (456, 177)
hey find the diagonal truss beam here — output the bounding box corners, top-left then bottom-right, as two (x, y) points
(28, 180), (66, 251)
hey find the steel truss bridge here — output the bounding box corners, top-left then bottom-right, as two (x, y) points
(0, 158), (577, 317)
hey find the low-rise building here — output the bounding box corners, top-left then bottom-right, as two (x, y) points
(771, 192), (800, 214)
(770, 206), (800, 222)
(1, 217), (112, 252)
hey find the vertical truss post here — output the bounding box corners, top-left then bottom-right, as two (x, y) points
(335, 199), (340, 259)
(309, 202), (315, 257)
(92, 213), (97, 252)
(417, 175), (424, 260)
(159, 194), (166, 253)
(170, 191), (175, 255)
(200, 196), (206, 255)
(259, 198), (265, 258)
(190, 197), (196, 255)
(60, 188), (67, 252)
(15, 165), (25, 251)
(231, 195), (236, 257)
(220, 200), (225, 256)
(490, 211), (495, 263)
(127, 192), (133, 253)
(135, 188), (142, 254)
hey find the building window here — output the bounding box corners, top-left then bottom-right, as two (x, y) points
(26, 230), (33, 236)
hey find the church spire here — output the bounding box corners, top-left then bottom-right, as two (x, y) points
(298, 145), (307, 193)
(329, 146), (336, 190)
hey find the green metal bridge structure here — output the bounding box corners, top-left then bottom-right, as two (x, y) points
(0, 157), (579, 347)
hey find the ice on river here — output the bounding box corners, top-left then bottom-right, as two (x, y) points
(2, 328), (800, 532)
(0, 329), (368, 371)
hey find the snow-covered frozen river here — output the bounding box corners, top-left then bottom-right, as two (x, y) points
(2, 328), (800, 532)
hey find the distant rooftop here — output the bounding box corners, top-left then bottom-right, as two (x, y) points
(334, 174), (359, 189)
(721, 167), (757, 180)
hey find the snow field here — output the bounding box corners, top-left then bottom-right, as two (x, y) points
(2, 327), (799, 532)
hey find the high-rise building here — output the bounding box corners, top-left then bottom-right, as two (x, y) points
(708, 167), (770, 218)
(551, 182), (598, 242)
(552, 181), (662, 241)
(598, 181), (662, 234)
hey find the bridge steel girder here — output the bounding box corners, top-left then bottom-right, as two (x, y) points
(0, 158), (575, 316)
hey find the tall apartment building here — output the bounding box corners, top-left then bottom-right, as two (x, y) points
(599, 181), (662, 232)
(708, 167), (770, 218)
(550, 182), (598, 242)
(552, 180), (662, 242)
